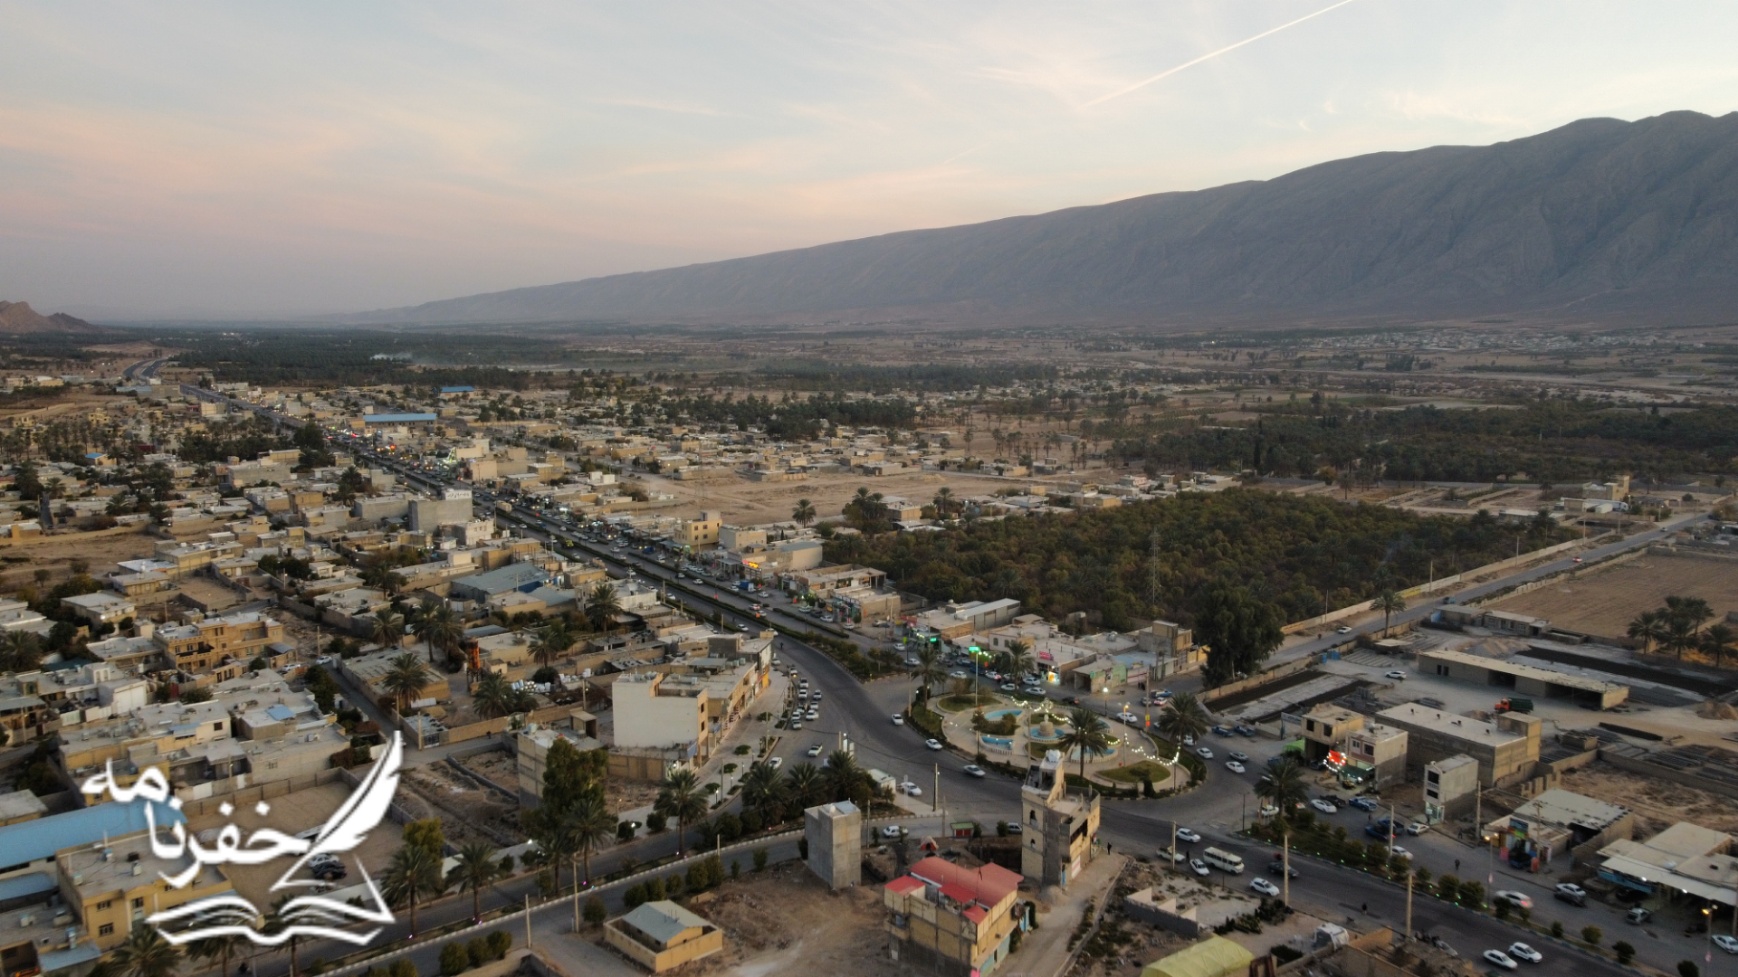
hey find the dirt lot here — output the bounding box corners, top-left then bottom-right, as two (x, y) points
(0, 526), (158, 593)
(686, 863), (904, 977)
(632, 469), (1032, 525)
(1558, 763), (1738, 834)
(1486, 553), (1738, 640)
(187, 782), (406, 911)
(400, 763), (522, 848)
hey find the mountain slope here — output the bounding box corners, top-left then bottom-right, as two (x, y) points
(348, 111), (1738, 325)
(0, 301), (105, 336)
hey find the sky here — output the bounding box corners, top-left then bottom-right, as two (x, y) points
(3, 2), (1737, 320)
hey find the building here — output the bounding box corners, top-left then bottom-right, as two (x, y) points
(58, 592), (136, 628)
(917, 599), (1023, 640)
(56, 830), (234, 951)
(1139, 935), (1255, 977)
(804, 800), (862, 890)
(1485, 789), (1635, 869)
(1299, 705), (1365, 763)
(1598, 822), (1737, 917)
(603, 900), (725, 973)
(1422, 754), (1480, 823)
(514, 726), (606, 806)
(408, 488), (473, 532)
(679, 511), (722, 549)
(1020, 749), (1100, 889)
(883, 856), (1026, 977)
(1341, 722), (1408, 788)
(611, 672), (711, 760)
(1416, 649), (1628, 710)
(154, 611), (286, 676)
(1376, 704), (1541, 785)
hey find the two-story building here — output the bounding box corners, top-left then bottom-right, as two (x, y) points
(883, 856), (1026, 977)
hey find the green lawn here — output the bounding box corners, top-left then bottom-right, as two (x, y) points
(935, 693), (1002, 712)
(1100, 760), (1175, 785)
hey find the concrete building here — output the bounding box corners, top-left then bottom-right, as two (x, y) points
(408, 488), (473, 532)
(1416, 649), (1628, 710)
(1139, 935), (1254, 977)
(804, 800), (862, 890)
(1376, 704), (1541, 785)
(603, 900), (724, 973)
(611, 672), (711, 760)
(1423, 754), (1480, 823)
(883, 856), (1026, 977)
(1342, 722), (1408, 788)
(679, 510), (722, 549)
(1019, 749), (1100, 890)
(58, 592), (136, 628)
(1598, 822), (1737, 916)
(1300, 705), (1365, 763)
(514, 726), (606, 806)
(154, 611), (286, 677)
(56, 830), (234, 951)
(1485, 789), (1634, 869)
(917, 599), (1023, 640)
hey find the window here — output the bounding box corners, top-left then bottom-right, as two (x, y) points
(96, 900), (112, 911)
(99, 923), (114, 936)
(212, 722), (223, 731)
(132, 898), (144, 909)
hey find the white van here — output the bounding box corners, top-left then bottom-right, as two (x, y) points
(1202, 847), (1245, 874)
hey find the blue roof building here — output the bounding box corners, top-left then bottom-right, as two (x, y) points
(0, 801), (185, 873)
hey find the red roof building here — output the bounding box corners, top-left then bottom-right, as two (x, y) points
(882, 857), (1027, 977)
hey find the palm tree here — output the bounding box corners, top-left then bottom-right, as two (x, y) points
(1627, 610), (1668, 654)
(1157, 691), (1210, 750)
(262, 895), (309, 977)
(0, 631), (40, 672)
(586, 582), (622, 634)
(380, 651), (431, 713)
(110, 924), (181, 977)
(782, 762), (826, 811)
(1058, 707), (1111, 784)
(1700, 623), (1736, 668)
(740, 760), (789, 824)
(1255, 756), (1309, 820)
(416, 599), (464, 666)
(569, 789), (616, 887)
(932, 486), (956, 519)
(823, 749), (873, 808)
(910, 644), (947, 705)
(1000, 639), (1036, 682)
(472, 671), (517, 719)
(1372, 590), (1407, 636)
(186, 931), (245, 977)
(655, 767), (708, 856)
(382, 841), (445, 936)
(370, 609), (406, 650)
(1665, 595), (1714, 633)
(532, 619), (572, 666)
(791, 498), (816, 527)
(447, 840), (504, 921)
(1664, 615), (1699, 660)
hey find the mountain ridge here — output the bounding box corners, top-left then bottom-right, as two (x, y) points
(0, 301), (105, 336)
(343, 110), (1738, 327)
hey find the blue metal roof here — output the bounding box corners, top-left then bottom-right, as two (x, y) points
(0, 801), (185, 867)
(439, 386), (475, 393)
(362, 413), (437, 423)
(0, 872), (56, 900)
(266, 704), (296, 721)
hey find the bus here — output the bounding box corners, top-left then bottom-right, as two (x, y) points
(1202, 847), (1244, 874)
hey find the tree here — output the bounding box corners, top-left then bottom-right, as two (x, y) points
(472, 671), (518, 719)
(416, 599), (464, 666)
(370, 610), (406, 650)
(1627, 610), (1668, 654)
(532, 619), (573, 667)
(1058, 707), (1111, 783)
(448, 840), (504, 921)
(380, 652), (431, 713)
(1677, 961), (1699, 977)
(1699, 623), (1736, 667)
(569, 789), (616, 887)
(1000, 639), (1035, 681)
(932, 487), (957, 519)
(1612, 941), (1635, 965)
(740, 760), (789, 825)
(791, 498), (816, 527)
(822, 750), (874, 808)
(655, 767), (708, 856)
(1580, 925), (1602, 947)
(909, 644), (947, 703)
(1194, 583), (1283, 687)
(1373, 590), (1407, 636)
(1157, 691), (1210, 749)
(1256, 757), (1308, 819)
(383, 841), (445, 936)
(186, 932), (245, 977)
(586, 582), (622, 634)
(109, 925), (181, 977)
(583, 895), (607, 925)
(782, 762), (826, 810)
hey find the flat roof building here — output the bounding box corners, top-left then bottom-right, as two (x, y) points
(1417, 649), (1628, 709)
(1376, 703), (1541, 786)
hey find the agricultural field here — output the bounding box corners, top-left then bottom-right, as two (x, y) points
(1486, 553), (1738, 640)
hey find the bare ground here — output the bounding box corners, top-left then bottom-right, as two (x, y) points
(1487, 554), (1738, 641)
(399, 764), (522, 847)
(1558, 763), (1738, 835)
(685, 863), (905, 977)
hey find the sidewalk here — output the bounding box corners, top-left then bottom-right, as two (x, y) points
(1016, 853), (1129, 977)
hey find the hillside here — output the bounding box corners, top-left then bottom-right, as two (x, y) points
(344, 110), (1738, 327)
(0, 301), (104, 336)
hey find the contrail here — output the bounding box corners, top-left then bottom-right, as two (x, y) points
(1084, 0), (1361, 108)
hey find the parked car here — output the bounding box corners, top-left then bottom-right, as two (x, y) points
(1212, 725), (1234, 736)
(1506, 943), (1541, 964)
(1310, 798), (1338, 814)
(1552, 883), (1586, 906)
(1349, 796), (1379, 812)
(1712, 934), (1738, 955)
(1188, 858), (1210, 877)
(1157, 847), (1186, 863)
(806, 743), (824, 757)
(767, 757), (784, 770)
(1176, 828), (1202, 843)
(879, 825), (904, 839)
(1259, 804), (1280, 817)
(898, 781), (922, 796)
(1234, 725), (1257, 737)
(1493, 891), (1533, 910)
(1626, 907), (1651, 924)
(1483, 950), (1517, 970)
(1406, 821), (1429, 835)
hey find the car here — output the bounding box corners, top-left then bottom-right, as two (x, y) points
(1506, 943), (1541, 964)
(949, 670), (968, 680)
(1406, 821), (1429, 835)
(1157, 847), (1186, 863)
(1713, 934), (1738, 954)
(1310, 798), (1338, 814)
(767, 756), (784, 770)
(879, 825), (904, 839)
(1000, 682), (1018, 692)
(1188, 858), (1211, 877)
(1225, 761), (1247, 773)
(925, 738), (944, 750)
(1388, 845), (1412, 860)
(806, 709), (819, 720)
(1483, 950), (1517, 970)
(1212, 725), (1234, 737)
(1176, 828), (1202, 843)
(806, 744), (824, 757)
(1182, 735), (1195, 746)
(313, 864), (348, 882)
(963, 764), (986, 778)
(1349, 796), (1379, 812)
(1625, 907), (1651, 924)
(1259, 804), (1280, 817)
(891, 713), (905, 725)
(1385, 670), (1408, 680)
(1228, 750), (1250, 763)
(1118, 711), (1140, 724)
(1250, 877), (1281, 897)
(1493, 891), (1533, 910)
(811, 691), (823, 700)
(1266, 860), (1299, 878)
(1337, 625), (1354, 634)
(898, 782), (922, 796)
(1196, 746), (1214, 758)
(1552, 883), (1586, 906)
(788, 720), (803, 730)
(1234, 725), (1257, 737)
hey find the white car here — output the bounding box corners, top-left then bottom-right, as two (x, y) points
(1250, 877), (1281, 897)
(788, 720), (803, 729)
(1156, 847), (1186, 863)
(1310, 798), (1338, 814)
(1385, 670), (1407, 680)
(1388, 845), (1412, 860)
(1176, 828), (1202, 843)
(1196, 746), (1214, 759)
(963, 764), (986, 778)
(1118, 711), (1139, 724)
(1506, 943), (1542, 964)
(925, 738), (944, 750)
(1259, 804), (1280, 817)
(1406, 821), (1429, 835)
(898, 782), (922, 796)
(1225, 761), (1246, 774)
(891, 713), (905, 726)
(879, 825), (904, 839)
(766, 756), (784, 769)
(1188, 858), (1210, 877)
(806, 709), (819, 720)
(1712, 934), (1738, 955)
(1483, 950), (1517, 970)
(806, 743), (824, 757)
(1493, 890), (1533, 910)
(1336, 625), (1353, 634)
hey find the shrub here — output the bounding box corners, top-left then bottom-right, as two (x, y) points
(1678, 962), (1699, 977)
(754, 847), (769, 872)
(584, 895), (607, 924)
(390, 961), (417, 977)
(740, 810), (762, 834)
(1612, 941), (1635, 965)
(1550, 921), (1563, 939)
(618, 821), (637, 841)
(665, 872), (686, 897)
(465, 937), (491, 967)
(486, 930), (512, 959)
(730, 859), (741, 880)
(536, 869), (557, 899)
(646, 811), (667, 832)
(439, 942), (470, 976)
(1493, 899), (1511, 921)
(996, 820), (1009, 837)
(623, 883), (648, 908)
(1581, 925), (1601, 947)
(734, 744), (751, 755)
(798, 837), (809, 860)
(497, 854), (515, 875)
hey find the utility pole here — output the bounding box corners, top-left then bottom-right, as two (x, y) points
(1405, 868), (1415, 940)
(1282, 832), (1291, 907)
(1171, 822), (1179, 876)
(525, 893), (532, 949)
(934, 763), (941, 821)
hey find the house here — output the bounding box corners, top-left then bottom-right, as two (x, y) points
(603, 900), (724, 972)
(883, 856), (1026, 977)
(1598, 822), (1737, 917)
(1020, 749), (1100, 889)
